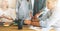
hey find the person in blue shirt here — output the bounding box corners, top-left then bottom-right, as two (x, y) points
(16, 0), (32, 29)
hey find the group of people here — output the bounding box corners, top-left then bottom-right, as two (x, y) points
(23, 0), (60, 31)
(0, 0), (60, 31)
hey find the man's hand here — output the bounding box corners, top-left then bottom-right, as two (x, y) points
(31, 21), (40, 27)
(24, 19), (31, 25)
(31, 16), (40, 27)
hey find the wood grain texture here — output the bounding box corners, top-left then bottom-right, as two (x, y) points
(0, 25), (55, 31)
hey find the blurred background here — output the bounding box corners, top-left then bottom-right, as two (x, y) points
(0, 0), (16, 8)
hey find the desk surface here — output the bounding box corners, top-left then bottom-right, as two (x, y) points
(0, 25), (55, 31)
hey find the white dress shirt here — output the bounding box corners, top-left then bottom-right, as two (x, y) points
(0, 8), (16, 22)
(42, 0), (60, 31)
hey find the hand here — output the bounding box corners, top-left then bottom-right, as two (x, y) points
(34, 13), (40, 18)
(31, 22), (40, 27)
(0, 14), (5, 18)
(34, 10), (43, 18)
(24, 19), (31, 25)
(0, 15), (5, 18)
(31, 16), (40, 27)
(32, 16), (39, 22)
(5, 16), (13, 20)
(0, 16), (3, 18)
(2, 15), (13, 20)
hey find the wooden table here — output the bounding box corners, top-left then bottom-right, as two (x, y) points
(0, 25), (55, 31)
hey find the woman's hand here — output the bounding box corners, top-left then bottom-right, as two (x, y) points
(0, 14), (13, 20)
(6, 16), (13, 20)
(0, 14), (5, 18)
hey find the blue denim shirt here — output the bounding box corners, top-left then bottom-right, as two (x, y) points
(16, 0), (32, 20)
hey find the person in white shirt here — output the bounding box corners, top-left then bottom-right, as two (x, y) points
(41, 0), (60, 31)
(0, 0), (16, 26)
